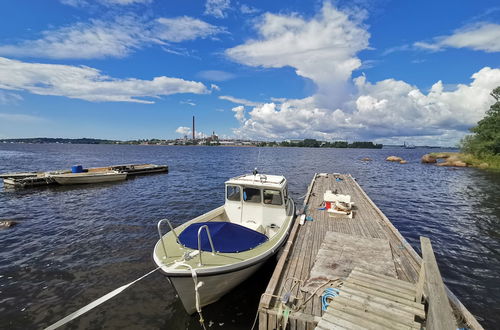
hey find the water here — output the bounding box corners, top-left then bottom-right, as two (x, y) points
(0, 144), (499, 329)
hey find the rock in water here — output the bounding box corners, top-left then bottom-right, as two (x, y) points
(399, 160), (408, 164)
(0, 220), (18, 228)
(386, 156), (403, 162)
(421, 154), (437, 163)
(361, 157), (372, 161)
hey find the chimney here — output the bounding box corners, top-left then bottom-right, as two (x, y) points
(192, 115), (195, 140)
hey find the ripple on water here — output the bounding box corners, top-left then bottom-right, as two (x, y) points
(0, 144), (499, 329)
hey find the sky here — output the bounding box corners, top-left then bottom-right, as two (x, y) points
(0, 0), (499, 145)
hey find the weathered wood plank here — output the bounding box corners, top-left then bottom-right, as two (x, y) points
(331, 295), (421, 328)
(415, 262), (425, 303)
(421, 236), (456, 330)
(329, 300), (420, 330)
(346, 275), (416, 298)
(342, 280), (418, 305)
(258, 310), (268, 330)
(321, 311), (367, 330)
(352, 268), (417, 290)
(326, 307), (391, 330)
(339, 286), (425, 318)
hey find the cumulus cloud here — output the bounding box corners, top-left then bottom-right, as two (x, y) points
(226, 2), (369, 108)
(176, 126), (191, 135)
(233, 68), (500, 143)
(226, 3), (500, 144)
(414, 23), (500, 53)
(0, 16), (224, 59)
(205, 0), (231, 18)
(0, 57), (208, 103)
(232, 105), (245, 123)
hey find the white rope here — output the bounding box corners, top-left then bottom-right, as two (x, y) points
(44, 267), (160, 330)
(177, 263), (207, 330)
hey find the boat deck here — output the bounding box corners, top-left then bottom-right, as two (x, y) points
(258, 173), (481, 329)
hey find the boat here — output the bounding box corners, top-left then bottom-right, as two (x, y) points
(404, 141), (416, 149)
(51, 171), (127, 185)
(153, 171), (296, 314)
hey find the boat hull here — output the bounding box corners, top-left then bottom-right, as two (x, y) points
(167, 261), (264, 314)
(52, 173), (127, 185)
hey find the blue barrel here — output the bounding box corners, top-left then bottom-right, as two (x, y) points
(71, 165), (83, 173)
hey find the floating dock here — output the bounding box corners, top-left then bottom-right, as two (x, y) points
(258, 173), (482, 330)
(0, 164), (168, 188)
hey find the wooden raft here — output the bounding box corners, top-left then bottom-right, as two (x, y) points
(257, 173), (483, 330)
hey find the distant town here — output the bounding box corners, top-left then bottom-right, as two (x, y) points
(0, 136), (385, 148)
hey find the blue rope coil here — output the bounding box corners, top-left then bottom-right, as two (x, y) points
(321, 287), (340, 311)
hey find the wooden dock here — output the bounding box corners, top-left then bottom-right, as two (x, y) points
(1, 163), (168, 188)
(258, 173), (482, 330)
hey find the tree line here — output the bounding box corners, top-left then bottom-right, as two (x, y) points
(461, 86), (500, 158)
(258, 139), (383, 149)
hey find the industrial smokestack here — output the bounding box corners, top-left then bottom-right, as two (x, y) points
(192, 115), (195, 140)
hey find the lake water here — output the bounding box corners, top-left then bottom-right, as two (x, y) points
(0, 144), (499, 329)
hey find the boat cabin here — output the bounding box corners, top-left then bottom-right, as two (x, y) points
(224, 173), (289, 238)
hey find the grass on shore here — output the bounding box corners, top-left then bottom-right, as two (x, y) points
(429, 152), (500, 170)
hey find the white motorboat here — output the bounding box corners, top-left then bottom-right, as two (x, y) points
(51, 171), (127, 185)
(153, 172), (295, 314)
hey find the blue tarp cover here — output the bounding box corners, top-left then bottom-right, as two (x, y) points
(178, 222), (268, 253)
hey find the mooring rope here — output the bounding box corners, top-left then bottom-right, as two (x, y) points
(44, 267), (160, 330)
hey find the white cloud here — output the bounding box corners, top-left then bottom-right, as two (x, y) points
(197, 70), (236, 81)
(205, 0), (231, 18)
(0, 16), (223, 60)
(0, 57), (208, 103)
(61, 0), (152, 7)
(176, 126), (191, 135)
(154, 17), (225, 43)
(225, 3), (500, 144)
(210, 84), (220, 91)
(232, 105), (245, 123)
(180, 100), (196, 106)
(226, 2), (369, 108)
(240, 4), (259, 15)
(414, 22), (500, 53)
(219, 95), (261, 107)
(0, 91), (23, 105)
(233, 68), (500, 143)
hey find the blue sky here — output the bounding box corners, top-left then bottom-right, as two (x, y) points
(0, 0), (499, 145)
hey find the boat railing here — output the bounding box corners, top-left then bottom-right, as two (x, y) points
(157, 218), (179, 259)
(197, 225), (216, 266)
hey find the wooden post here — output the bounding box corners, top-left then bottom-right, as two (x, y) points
(415, 261), (425, 303)
(420, 236), (456, 330)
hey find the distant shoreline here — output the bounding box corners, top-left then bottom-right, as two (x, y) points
(0, 138), (451, 149)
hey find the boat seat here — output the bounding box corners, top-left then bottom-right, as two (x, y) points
(178, 221), (268, 253)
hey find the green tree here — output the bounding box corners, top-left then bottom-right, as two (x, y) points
(462, 86), (500, 156)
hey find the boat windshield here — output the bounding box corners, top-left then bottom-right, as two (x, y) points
(226, 185), (241, 201)
(263, 189), (282, 205)
(243, 187), (261, 203)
